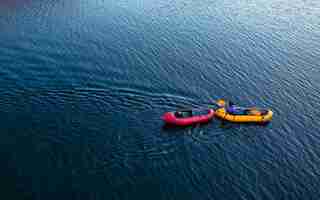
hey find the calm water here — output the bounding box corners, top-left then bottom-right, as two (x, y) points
(0, 0), (320, 199)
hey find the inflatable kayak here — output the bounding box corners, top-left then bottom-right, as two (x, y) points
(162, 109), (215, 126)
(215, 99), (273, 123)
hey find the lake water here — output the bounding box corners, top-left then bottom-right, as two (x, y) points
(0, 0), (320, 199)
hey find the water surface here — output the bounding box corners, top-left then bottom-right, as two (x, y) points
(0, 0), (320, 199)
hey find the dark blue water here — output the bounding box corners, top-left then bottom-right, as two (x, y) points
(0, 0), (320, 199)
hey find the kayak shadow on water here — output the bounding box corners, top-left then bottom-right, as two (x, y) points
(217, 119), (271, 129)
(161, 119), (271, 137)
(161, 122), (211, 135)
(162, 119), (270, 130)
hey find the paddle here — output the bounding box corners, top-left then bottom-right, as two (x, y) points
(184, 100), (224, 110)
(175, 99), (227, 112)
(206, 99), (227, 108)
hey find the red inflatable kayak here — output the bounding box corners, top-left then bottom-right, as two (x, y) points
(162, 109), (215, 126)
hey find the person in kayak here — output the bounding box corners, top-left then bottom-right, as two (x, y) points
(217, 99), (244, 114)
(226, 101), (237, 114)
(175, 110), (193, 118)
(226, 101), (247, 115)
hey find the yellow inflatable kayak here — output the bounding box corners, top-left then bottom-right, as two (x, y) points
(215, 99), (273, 123)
